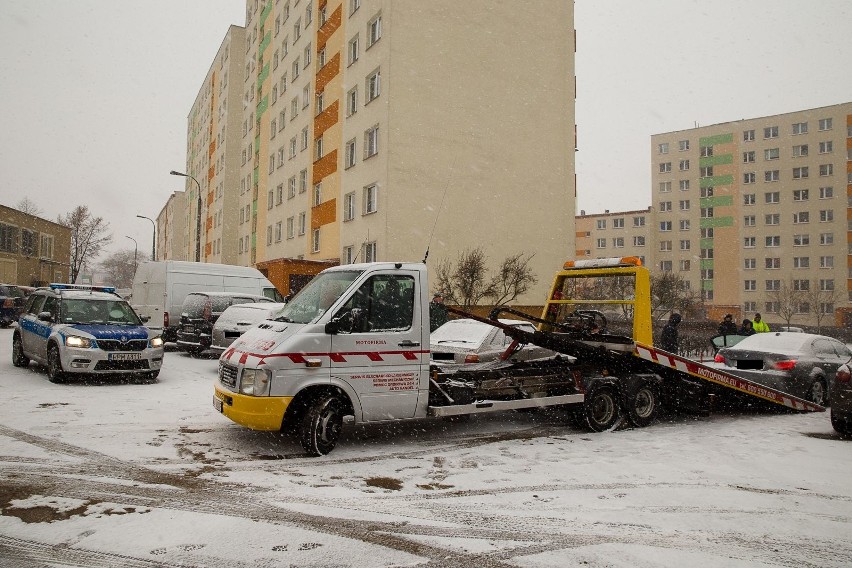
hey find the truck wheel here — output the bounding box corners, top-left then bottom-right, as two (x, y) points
(300, 395), (345, 456)
(626, 383), (659, 428)
(582, 385), (621, 432)
(47, 345), (66, 383)
(807, 379), (827, 406)
(12, 333), (29, 368)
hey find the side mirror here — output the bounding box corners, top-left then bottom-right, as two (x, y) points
(325, 319), (340, 335)
(38, 311), (53, 322)
(140, 315), (150, 323)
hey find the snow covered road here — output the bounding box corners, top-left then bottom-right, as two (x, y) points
(0, 326), (850, 567)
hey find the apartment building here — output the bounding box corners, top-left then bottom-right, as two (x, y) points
(0, 205), (71, 285)
(580, 102), (852, 327)
(175, 25), (247, 265)
(232, 0), (575, 301)
(576, 208), (652, 263)
(156, 191), (188, 261)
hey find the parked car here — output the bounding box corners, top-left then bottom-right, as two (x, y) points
(176, 292), (276, 355)
(12, 283), (164, 383)
(430, 318), (558, 365)
(831, 359), (852, 435)
(209, 301), (286, 355)
(713, 332), (852, 406)
(0, 283), (26, 327)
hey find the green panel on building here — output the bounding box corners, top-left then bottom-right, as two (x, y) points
(700, 259), (714, 270)
(701, 280), (714, 291)
(260, 1), (272, 22)
(253, 166), (258, 185)
(700, 238), (714, 249)
(256, 94), (268, 117)
(259, 32), (271, 55)
(699, 217), (734, 228)
(699, 154), (734, 167)
(699, 133), (733, 146)
(257, 63), (269, 88)
(699, 175), (733, 188)
(700, 195), (734, 208)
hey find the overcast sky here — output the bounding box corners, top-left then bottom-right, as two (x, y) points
(1, 1), (851, 259)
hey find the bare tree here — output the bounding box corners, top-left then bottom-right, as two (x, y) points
(99, 248), (146, 289)
(802, 285), (839, 333)
(57, 206), (113, 283)
(650, 272), (701, 320)
(16, 198), (43, 217)
(489, 252), (537, 306)
(768, 280), (805, 329)
(434, 248), (537, 310)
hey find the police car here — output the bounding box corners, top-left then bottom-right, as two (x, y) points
(12, 284), (164, 383)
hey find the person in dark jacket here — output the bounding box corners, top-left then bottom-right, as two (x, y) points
(429, 293), (448, 332)
(718, 313), (738, 336)
(738, 319), (755, 336)
(661, 313), (681, 353)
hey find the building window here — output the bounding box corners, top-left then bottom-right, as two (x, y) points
(347, 86), (358, 116)
(820, 256), (834, 269)
(792, 144), (808, 157)
(299, 169), (308, 192)
(700, 207), (714, 218)
(743, 151), (755, 163)
(366, 69), (381, 102)
(765, 236), (781, 247)
(700, 146), (713, 157)
(288, 176), (296, 199)
(764, 148), (780, 160)
(659, 240), (672, 251)
(765, 280), (781, 292)
(298, 212), (306, 235)
(596, 219), (606, 229)
(792, 211), (809, 224)
(345, 139), (356, 168)
(793, 257), (809, 269)
(791, 122), (808, 135)
(679, 219), (690, 231)
(292, 58), (300, 79)
(818, 141), (833, 154)
(743, 129), (755, 141)
(743, 193), (755, 205)
(818, 117), (833, 131)
(700, 186), (714, 198)
(744, 215), (756, 227)
(793, 234), (810, 246)
(792, 166), (809, 179)
(365, 125), (379, 157)
(764, 170), (780, 182)
(363, 184), (378, 214)
(679, 200), (690, 211)
(266, 225), (273, 245)
(678, 140), (689, 151)
(680, 239), (691, 251)
(659, 221), (672, 232)
(819, 279), (835, 292)
(612, 237), (624, 248)
(658, 142), (669, 154)
(596, 238), (606, 249)
(744, 280), (756, 291)
(659, 181), (671, 192)
(660, 261), (673, 272)
(793, 189), (809, 201)
(744, 258), (756, 269)
(700, 166), (713, 177)
(819, 186), (833, 199)
(348, 35), (359, 65)
(819, 164), (833, 177)
(659, 201), (672, 212)
(633, 216), (645, 227)
(367, 14), (382, 47)
(344, 192), (356, 221)
(819, 210), (834, 222)
(679, 260), (691, 271)
(765, 213), (780, 225)
(289, 137), (297, 158)
(342, 245), (354, 264)
(765, 191), (780, 204)
(363, 241), (377, 262)
(312, 228), (320, 252)
(300, 126), (309, 150)
(763, 126), (779, 139)
(679, 179), (690, 191)
(633, 236), (645, 247)
(679, 159), (690, 171)
(612, 218), (624, 229)
(765, 257), (781, 269)
(315, 136), (324, 160)
(659, 162), (672, 173)
(744, 236), (756, 248)
(287, 216), (295, 239)
(276, 183), (284, 205)
(313, 182), (322, 206)
(275, 221), (283, 242)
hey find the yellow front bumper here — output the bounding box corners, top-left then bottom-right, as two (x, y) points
(214, 384), (293, 431)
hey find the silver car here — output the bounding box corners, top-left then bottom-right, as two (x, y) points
(210, 302), (285, 354)
(714, 332), (851, 406)
(430, 318), (557, 365)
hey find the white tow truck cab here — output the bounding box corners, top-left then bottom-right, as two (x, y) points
(214, 262), (432, 454)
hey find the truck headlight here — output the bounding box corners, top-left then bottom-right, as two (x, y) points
(65, 335), (92, 348)
(149, 336), (164, 348)
(240, 368), (272, 396)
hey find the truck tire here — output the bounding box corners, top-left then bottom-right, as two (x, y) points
(47, 344), (66, 383)
(581, 385), (621, 432)
(300, 395), (345, 456)
(626, 382), (660, 428)
(12, 333), (29, 368)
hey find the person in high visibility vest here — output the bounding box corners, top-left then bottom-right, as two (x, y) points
(752, 312), (770, 333)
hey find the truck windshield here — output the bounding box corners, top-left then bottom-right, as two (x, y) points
(274, 270), (362, 324)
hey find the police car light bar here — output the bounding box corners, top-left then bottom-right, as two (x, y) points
(562, 257), (642, 270)
(49, 283), (117, 293)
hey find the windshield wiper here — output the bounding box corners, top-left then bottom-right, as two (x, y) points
(273, 315), (292, 322)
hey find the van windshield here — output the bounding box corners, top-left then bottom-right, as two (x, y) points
(274, 270), (362, 324)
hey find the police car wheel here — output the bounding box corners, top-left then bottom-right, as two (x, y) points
(47, 345), (67, 383)
(12, 334), (29, 368)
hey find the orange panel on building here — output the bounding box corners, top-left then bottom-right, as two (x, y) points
(311, 198), (337, 230)
(312, 149), (338, 185)
(314, 100), (339, 138)
(317, 4), (342, 49)
(315, 53), (340, 94)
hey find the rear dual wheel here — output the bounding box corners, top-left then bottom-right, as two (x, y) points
(579, 385), (621, 431)
(626, 383), (660, 428)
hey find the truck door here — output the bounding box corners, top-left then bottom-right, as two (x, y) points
(329, 270), (425, 421)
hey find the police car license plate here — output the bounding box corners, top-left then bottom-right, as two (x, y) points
(213, 396), (223, 412)
(109, 353), (141, 361)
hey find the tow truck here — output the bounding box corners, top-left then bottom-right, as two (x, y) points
(213, 257), (823, 455)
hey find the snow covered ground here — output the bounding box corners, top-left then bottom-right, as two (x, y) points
(0, 325), (850, 567)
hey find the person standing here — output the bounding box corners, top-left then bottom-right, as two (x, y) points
(718, 313), (738, 336)
(429, 293), (448, 332)
(660, 313), (681, 353)
(752, 312), (770, 333)
(738, 319), (755, 336)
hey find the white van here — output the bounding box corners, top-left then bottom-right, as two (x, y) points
(131, 261), (284, 342)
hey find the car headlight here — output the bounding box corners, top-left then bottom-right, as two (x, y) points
(65, 335), (92, 348)
(149, 336), (164, 348)
(240, 368), (272, 396)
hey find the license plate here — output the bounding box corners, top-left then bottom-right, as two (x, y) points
(213, 396), (223, 413)
(109, 353), (141, 361)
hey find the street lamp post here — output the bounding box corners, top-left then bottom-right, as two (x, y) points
(136, 215), (156, 261)
(170, 170), (202, 262)
(125, 235), (138, 273)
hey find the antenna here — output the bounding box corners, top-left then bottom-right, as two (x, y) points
(352, 230), (370, 263)
(422, 157), (456, 264)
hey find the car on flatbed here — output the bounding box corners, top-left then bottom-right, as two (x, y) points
(12, 283), (164, 383)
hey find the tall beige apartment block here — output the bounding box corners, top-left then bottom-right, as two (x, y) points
(580, 102), (851, 327)
(156, 191), (188, 261)
(236, 0), (575, 300)
(176, 25), (247, 265)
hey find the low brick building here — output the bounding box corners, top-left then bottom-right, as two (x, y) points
(0, 205), (71, 286)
